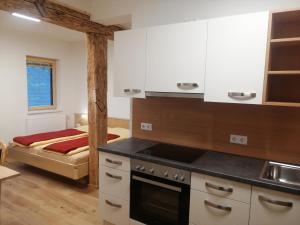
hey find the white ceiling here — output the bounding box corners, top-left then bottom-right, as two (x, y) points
(0, 10), (85, 42)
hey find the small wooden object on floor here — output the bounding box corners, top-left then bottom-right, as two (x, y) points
(0, 166), (19, 201)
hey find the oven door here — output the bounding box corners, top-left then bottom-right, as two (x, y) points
(130, 171), (190, 225)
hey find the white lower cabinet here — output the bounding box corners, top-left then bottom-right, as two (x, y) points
(99, 165), (130, 200)
(99, 154), (130, 225)
(249, 187), (300, 225)
(99, 193), (129, 225)
(189, 190), (250, 225)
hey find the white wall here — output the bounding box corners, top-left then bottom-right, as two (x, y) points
(91, 0), (300, 28)
(107, 41), (131, 119)
(0, 26), (86, 142)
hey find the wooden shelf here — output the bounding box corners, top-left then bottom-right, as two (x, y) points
(268, 70), (300, 75)
(272, 10), (300, 39)
(264, 10), (300, 107)
(271, 37), (300, 46)
(264, 101), (300, 107)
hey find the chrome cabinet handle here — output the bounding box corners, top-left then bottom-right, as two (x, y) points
(105, 172), (122, 180)
(228, 92), (256, 99)
(204, 200), (232, 212)
(105, 200), (122, 208)
(123, 89), (141, 94)
(105, 158), (122, 166)
(205, 182), (233, 193)
(258, 195), (293, 208)
(177, 83), (199, 90)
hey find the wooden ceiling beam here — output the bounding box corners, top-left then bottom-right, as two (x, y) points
(0, 0), (122, 37)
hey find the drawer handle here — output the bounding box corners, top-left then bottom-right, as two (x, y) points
(258, 195), (293, 208)
(177, 83), (199, 90)
(204, 200), (232, 212)
(124, 89), (141, 94)
(205, 182), (233, 193)
(105, 158), (122, 166)
(105, 200), (122, 208)
(228, 92), (256, 99)
(105, 172), (122, 180)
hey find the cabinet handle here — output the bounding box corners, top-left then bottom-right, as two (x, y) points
(205, 182), (233, 193)
(124, 89), (141, 94)
(258, 195), (293, 208)
(105, 172), (122, 180)
(204, 200), (232, 212)
(228, 92), (256, 99)
(177, 83), (199, 90)
(105, 200), (122, 208)
(105, 158), (122, 166)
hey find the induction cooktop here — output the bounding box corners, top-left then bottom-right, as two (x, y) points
(137, 143), (206, 164)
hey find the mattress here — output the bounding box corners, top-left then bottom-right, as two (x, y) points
(9, 126), (130, 165)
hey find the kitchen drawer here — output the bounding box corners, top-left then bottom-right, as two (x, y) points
(99, 193), (129, 225)
(99, 152), (130, 172)
(191, 173), (251, 203)
(190, 190), (250, 225)
(249, 186), (300, 225)
(99, 165), (130, 200)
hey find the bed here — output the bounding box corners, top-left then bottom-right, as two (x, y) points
(6, 117), (130, 180)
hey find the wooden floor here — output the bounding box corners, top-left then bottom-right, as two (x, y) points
(0, 161), (100, 225)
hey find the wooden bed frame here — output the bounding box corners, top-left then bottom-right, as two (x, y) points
(6, 117), (129, 180)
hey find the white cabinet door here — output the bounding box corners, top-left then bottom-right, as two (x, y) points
(99, 165), (130, 200)
(114, 29), (147, 98)
(204, 11), (269, 104)
(250, 187), (300, 225)
(190, 190), (250, 225)
(99, 193), (129, 225)
(146, 20), (207, 93)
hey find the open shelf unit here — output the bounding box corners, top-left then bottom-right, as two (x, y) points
(264, 9), (300, 107)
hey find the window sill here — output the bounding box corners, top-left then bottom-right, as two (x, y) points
(27, 109), (63, 115)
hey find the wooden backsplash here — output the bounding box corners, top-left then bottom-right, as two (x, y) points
(132, 97), (300, 164)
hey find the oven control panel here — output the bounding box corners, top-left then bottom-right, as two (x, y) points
(131, 159), (191, 185)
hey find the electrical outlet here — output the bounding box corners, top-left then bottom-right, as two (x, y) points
(230, 134), (248, 145)
(141, 122), (152, 131)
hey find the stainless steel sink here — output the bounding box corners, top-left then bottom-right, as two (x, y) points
(260, 161), (300, 187)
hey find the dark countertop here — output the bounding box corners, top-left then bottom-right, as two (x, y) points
(99, 138), (300, 195)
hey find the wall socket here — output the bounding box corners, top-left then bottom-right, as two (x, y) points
(230, 134), (248, 145)
(141, 122), (152, 131)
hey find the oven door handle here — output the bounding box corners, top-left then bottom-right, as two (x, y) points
(132, 175), (182, 192)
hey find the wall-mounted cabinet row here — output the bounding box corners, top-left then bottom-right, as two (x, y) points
(114, 11), (269, 105)
(114, 9), (300, 107)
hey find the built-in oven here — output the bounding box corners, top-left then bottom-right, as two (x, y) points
(130, 159), (191, 225)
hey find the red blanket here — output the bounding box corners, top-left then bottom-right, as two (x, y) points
(13, 129), (86, 146)
(44, 133), (120, 154)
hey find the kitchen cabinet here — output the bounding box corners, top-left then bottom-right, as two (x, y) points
(99, 193), (129, 225)
(114, 29), (147, 98)
(249, 187), (300, 225)
(191, 173), (251, 203)
(204, 11), (269, 104)
(190, 190), (250, 225)
(146, 20), (207, 94)
(99, 165), (130, 200)
(99, 152), (130, 225)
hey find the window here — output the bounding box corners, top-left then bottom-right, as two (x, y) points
(26, 56), (57, 111)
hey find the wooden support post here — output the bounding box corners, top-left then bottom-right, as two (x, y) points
(87, 33), (108, 188)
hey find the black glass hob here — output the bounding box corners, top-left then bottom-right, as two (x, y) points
(137, 143), (206, 164)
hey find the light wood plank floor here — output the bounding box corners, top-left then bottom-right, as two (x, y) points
(0, 161), (100, 225)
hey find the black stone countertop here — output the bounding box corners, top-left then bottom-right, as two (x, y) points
(99, 137), (300, 195)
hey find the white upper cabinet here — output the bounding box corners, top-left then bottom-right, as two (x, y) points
(114, 29), (147, 98)
(146, 20), (208, 94)
(204, 11), (269, 104)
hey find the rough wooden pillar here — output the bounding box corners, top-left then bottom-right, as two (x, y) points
(87, 33), (108, 188)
